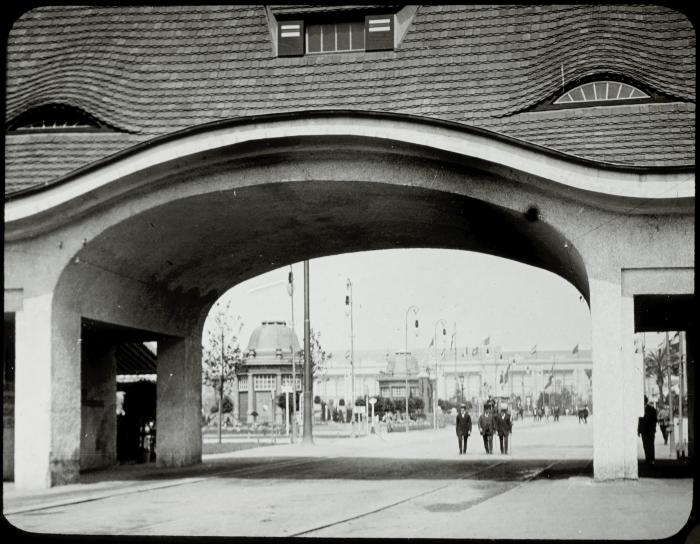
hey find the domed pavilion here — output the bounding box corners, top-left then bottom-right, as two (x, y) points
(377, 352), (433, 413)
(234, 321), (301, 424)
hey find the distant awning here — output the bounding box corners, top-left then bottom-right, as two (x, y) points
(116, 342), (156, 375)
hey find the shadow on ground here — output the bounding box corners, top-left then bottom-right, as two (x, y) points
(637, 459), (694, 479)
(79, 458), (599, 484)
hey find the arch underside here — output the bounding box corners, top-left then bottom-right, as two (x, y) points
(68, 172), (589, 306)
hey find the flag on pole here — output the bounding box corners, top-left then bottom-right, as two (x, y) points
(572, 344), (579, 355)
(472, 346), (479, 356)
(499, 371), (504, 384)
(440, 348), (446, 360)
(530, 344), (537, 356)
(450, 332), (455, 351)
(428, 338), (434, 349)
(483, 336), (490, 346)
(544, 362), (555, 389)
(504, 362), (512, 383)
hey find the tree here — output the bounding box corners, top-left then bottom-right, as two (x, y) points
(309, 328), (332, 380)
(374, 396), (394, 417)
(644, 343), (679, 401)
(202, 300), (243, 442)
(408, 397), (424, 413)
(209, 395), (233, 414)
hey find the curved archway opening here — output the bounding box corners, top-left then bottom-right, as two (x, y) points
(201, 248), (592, 460)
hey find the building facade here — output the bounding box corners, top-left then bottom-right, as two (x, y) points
(235, 321), (302, 424)
(314, 346), (593, 414)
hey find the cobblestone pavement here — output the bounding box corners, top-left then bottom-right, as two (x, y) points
(4, 415), (694, 539)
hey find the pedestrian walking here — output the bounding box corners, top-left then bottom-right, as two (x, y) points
(455, 404), (472, 454)
(638, 395), (658, 464)
(658, 405), (670, 445)
(478, 405), (496, 454)
(496, 407), (513, 454)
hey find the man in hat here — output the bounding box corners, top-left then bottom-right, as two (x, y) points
(638, 395), (657, 464)
(455, 404), (472, 454)
(478, 405), (496, 454)
(496, 406), (513, 454)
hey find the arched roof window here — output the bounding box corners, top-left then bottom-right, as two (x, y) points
(554, 81), (649, 105)
(7, 103), (107, 132)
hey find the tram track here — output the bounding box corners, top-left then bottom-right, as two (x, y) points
(8, 456), (576, 537)
(4, 456), (326, 516)
(289, 459), (561, 537)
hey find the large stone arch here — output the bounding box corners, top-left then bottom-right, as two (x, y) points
(4, 112), (693, 488)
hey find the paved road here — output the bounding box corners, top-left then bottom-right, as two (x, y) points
(4, 416), (693, 539)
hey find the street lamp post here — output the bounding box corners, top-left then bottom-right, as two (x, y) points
(459, 374), (465, 404)
(288, 265), (297, 444)
(405, 305), (419, 433)
(433, 319), (447, 430)
(345, 279), (355, 430)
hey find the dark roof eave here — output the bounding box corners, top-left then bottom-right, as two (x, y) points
(5, 110), (695, 202)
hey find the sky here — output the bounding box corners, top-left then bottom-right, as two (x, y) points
(204, 248), (592, 355)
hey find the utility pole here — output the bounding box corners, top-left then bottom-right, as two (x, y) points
(302, 259), (313, 444)
(405, 306), (419, 433)
(346, 279), (355, 431)
(433, 319), (446, 430)
(289, 265), (296, 443)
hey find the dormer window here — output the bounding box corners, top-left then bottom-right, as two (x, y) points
(307, 21), (365, 54)
(7, 103), (107, 132)
(555, 81), (649, 104)
(277, 13), (395, 57)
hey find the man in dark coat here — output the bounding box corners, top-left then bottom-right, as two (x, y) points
(638, 395), (658, 464)
(496, 408), (513, 454)
(478, 406), (496, 453)
(455, 404), (472, 454)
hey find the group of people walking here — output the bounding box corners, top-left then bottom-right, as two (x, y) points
(455, 403), (512, 455)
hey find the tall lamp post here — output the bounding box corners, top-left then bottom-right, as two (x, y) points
(458, 374), (465, 404)
(433, 319), (447, 430)
(287, 265), (297, 443)
(345, 279), (355, 426)
(405, 305), (419, 433)
(302, 259), (313, 444)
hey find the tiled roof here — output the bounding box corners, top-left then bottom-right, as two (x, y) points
(5, 5), (695, 195)
(5, 132), (145, 193)
(475, 103), (696, 167)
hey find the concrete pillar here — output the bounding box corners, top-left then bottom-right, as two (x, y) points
(15, 294), (81, 489)
(156, 333), (202, 467)
(80, 341), (117, 471)
(590, 275), (641, 480)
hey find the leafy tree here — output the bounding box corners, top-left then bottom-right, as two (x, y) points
(202, 300), (243, 441)
(408, 397), (424, 413)
(277, 391), (300, 413)
(354, 396), (366, 406)
(644, 343), (679, 400)
(308, 328), (332, 380)
(209, 395), (233, 414)
(374, 396), (394, 417)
